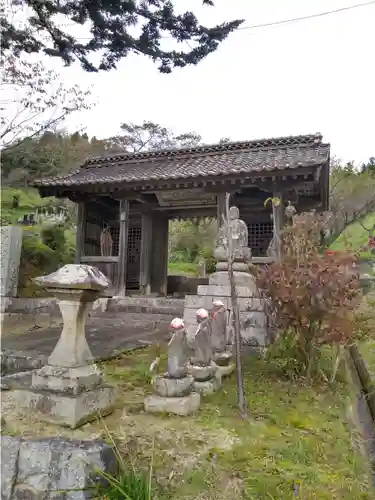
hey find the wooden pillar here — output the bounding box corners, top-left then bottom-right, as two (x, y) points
(217, 192), (226, 231)
(75, 201), (86, 264)
(139, 212), (152, 295)
(117, 199), (130, 296)
(272, 189), (284, 260)
(150, 213), (169, 296)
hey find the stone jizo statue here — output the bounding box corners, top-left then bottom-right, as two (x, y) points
(213, 206), (251, 267)
(166, 318), (190, 379)
(211, 300), (227, 354)
(189, 309), (213, 367)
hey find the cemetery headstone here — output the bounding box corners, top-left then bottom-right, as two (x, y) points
(0, 226), (22, 299)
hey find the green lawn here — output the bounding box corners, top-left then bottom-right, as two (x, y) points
(330, 213), (375, 261)
(168, 261), (199, 276)
(0, 186), (58, 225)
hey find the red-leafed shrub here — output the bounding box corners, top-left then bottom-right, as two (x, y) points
(256, 212), (365, 382)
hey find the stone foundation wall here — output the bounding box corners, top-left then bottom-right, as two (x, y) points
(1, 436), (118, 500)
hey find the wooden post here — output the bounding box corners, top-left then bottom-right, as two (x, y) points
(217, 192), (226, 231)
(150, 213), (169, 296)
(272, 189), (284, 260)
(75, 201), (86, 264)
(117, 199), (130, 296)
(139, 212), (152, 295)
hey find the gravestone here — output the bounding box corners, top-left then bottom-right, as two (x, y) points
(0, 226), (22, 299)
(183, 207), (269, 348)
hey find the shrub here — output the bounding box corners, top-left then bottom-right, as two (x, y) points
(256, 212), (366, 382)
(41, 223), (66, 254)
(19, 232), (61, 296)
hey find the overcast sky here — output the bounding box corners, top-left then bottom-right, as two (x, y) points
(34, 0), (375, 163)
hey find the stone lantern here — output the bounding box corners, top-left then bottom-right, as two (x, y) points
(13, 264), (118, 428)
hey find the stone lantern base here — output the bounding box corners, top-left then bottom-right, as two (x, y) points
(11, 363), (117, 428)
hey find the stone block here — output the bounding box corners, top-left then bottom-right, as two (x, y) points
(187, 362), (217, 382)
(193, 376), (221, 395)
(1, 435), (20, 500)
(144, 392), (200, 416)
(197, 285), (256, 298)
(31, 364), (104, 395)
(216, 363), (235, 378)
(10, 384), (117, 428)
(0, 226), (22, 298)
(154, 375), (193, 397)
(1, 435), (118, 500)
(209, 271), (257, 290)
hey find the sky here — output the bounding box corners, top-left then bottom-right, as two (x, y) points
(7, 0), (375, 164)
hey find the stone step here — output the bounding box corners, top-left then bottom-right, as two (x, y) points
(184, 295), (264, 311)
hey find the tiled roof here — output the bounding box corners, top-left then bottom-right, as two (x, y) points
(32, 133), (330, 189)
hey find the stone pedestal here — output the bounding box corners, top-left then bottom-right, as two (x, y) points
(187, 361), (221, 395)
(183, 270), (268, 348)
(10, 265), (118, 428)
(144, 374), (200, 415)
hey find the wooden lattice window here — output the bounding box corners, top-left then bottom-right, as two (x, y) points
(248, 222), (273, 257)
(127, 227), (142, 263)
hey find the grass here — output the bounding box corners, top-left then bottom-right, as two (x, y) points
(330, 213), (375, 261)
(3, 346), (372, 499)
(168, 261), (199, 277)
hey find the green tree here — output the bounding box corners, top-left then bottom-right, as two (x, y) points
(1, 1), (243, 73)
(106, 120), (201, 152)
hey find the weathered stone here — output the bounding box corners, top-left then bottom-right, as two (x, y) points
(144, 392), (200, 416)
(0, 226), (22, 298)
(1, 436), (118, 500)
(154, 375), (193, 397)
(193, 376), (221, 395)
(214, 350), (233, 366)
(187, 361), (217, 382)
(213, 206), (251, 269)
(166, 321), (191, 378)
(33, 264), (109, 292)
(31, 364), (103, 395)
(1, 435), (20, 500)
(188, 315), (213, 367)
(1, 350), (46, 376)
(215, 363), (235, 378)
(10, 384), (117, 428)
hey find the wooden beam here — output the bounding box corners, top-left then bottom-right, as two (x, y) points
(117, 199), (130, 296)
(272, 189), (284, 261)
(216, 192), (226, 231)
(139, 213), (152, 295)
(75, 201), (86, 264)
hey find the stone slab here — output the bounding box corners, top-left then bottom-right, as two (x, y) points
(197, 284), (259, 298)
(10, 384), (118, 428)
(184, 295), (264, 312)
(0, 226), (22, 298)
(209, 271), (257, 289)
(144, 392), (200, 416)
(1, 436), (118, 500)
(31, 363), (104, 395)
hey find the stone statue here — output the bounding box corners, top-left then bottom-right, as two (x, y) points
(166, 318), (190, 379)
(211, 300), (227, 354)
(187, 309), (219, 393)
(189, 309), (213, 367)
(213, 206), (251, 269)
(211, 300), (233, 372)
(144, 317), (201, 415)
